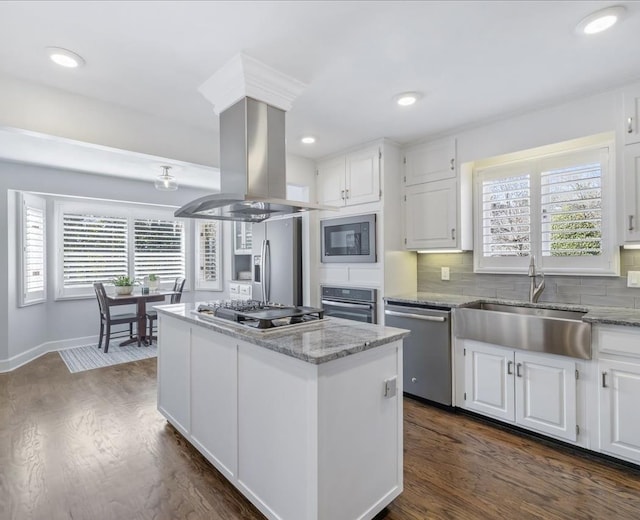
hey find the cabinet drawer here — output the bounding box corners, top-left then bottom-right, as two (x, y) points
(597, 325), (640, 359)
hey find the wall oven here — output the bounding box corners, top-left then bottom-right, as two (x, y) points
(320, 214), (376, 263)
(321, 286), (377, 324)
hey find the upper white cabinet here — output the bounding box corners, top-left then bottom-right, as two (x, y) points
(403, 137), (456, 186)
(462, 340), (578, 443)
(623, 85), (640, 145)
(402, 136), (471, 251)
(624, 142), (640, 243)
(233, 221), (253, 254)
(318, 145), (380, 207)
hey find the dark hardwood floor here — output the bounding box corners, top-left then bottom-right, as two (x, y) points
(1, 353), (639, 520)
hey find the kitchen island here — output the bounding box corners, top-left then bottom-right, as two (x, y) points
(154, 303), (409, 520)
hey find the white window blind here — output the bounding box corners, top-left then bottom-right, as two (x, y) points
(19, 192), (46, 306)
(482, 174), (531, 258)
(195, 221), (222, 291)
(62, 213), (128, 287)
(134, 219), (185, 281)
(474, 137), (616, 276)
(541, 162), (602, 257)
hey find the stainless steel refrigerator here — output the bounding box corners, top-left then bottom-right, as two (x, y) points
(251, 216), (302, 306)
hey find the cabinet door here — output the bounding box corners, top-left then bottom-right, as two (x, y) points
(190, 327), (238, 478)
(404, 178), (457, 250)
(318, 156), (346, 207)
(403, 137), (456, 186)
(464, 342), (514, 422)
(599, 359), (640, 464)
(157, 316), (190, 435)
(345, 146), (380, 205)
(234, 222), (253, 254)
(623, 85), (640, 145)
(515, 352), (577, 442)
(624, 143), (640, 242)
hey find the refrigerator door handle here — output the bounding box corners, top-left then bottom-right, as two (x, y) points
(260, 239), (267, 303)
(265, 239), (271, 303)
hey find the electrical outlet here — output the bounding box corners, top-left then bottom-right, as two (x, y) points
(441, 267), (450, 281)
(628, 271), (640, 288)
(384, 376), (397, 398)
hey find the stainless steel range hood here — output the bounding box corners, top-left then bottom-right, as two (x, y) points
(175, 97), (328, 222)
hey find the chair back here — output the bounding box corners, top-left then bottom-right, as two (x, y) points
(93, 282), (110, 319)
(171, 277), (186, 304)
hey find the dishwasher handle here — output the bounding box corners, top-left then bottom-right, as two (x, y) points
(384, 309), (447, 322)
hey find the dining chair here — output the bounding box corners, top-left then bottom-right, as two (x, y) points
(93, 282), (140, 353)
(146, 277), (186, 341)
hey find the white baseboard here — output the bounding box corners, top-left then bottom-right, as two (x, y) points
(0, 335), (98, 373)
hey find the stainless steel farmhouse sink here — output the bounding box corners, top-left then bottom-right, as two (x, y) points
(455, 302), (592, 359)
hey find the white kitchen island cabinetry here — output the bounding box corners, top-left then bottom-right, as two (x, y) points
(157, 306), (408, 520)
(317, 144), (380, 207)
(462, 340), (579, 443)
(595, 325), (640, 465)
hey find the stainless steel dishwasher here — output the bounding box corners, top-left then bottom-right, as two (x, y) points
(384, 300), (452, 405)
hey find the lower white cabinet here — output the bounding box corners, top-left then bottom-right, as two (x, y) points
(463, 340), (578, 443)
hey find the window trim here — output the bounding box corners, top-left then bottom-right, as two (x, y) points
(18, 192), (47, 306)
(54, 200), (191, 299)
(473, 135), (618, 276)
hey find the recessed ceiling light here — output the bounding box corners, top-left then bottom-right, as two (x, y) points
(46, 47), (85, 68)
(395, 92), (422, 107)
(576, 6), (625, 35)
(301, 136), (316, 144)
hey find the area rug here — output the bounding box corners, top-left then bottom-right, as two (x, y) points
(58, 343), (157, 373)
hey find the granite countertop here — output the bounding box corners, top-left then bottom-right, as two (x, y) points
(384, 292), (640, 328)
(154, 303), (410, 365)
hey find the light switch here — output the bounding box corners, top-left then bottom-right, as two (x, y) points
(628, 271), (640, 288)
(441, 267), (450, 281)
(384, 376), (397, 398)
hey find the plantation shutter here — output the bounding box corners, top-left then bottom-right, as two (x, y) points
(134, 219), (185, 281)
(481, 173), (531, 258)
(195, 221), (222, 290)
(541, 160), (602, 257)
(63, 213), (128, 286)
(20, 193), (46, 305)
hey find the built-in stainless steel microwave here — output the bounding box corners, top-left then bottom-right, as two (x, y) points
(320, 214), (376, 263)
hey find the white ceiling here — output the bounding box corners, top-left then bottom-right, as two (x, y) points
(1, 0), (639, 183)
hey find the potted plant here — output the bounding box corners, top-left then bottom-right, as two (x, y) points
(148, 273), (160, 292)
(111, 275), (138, 295)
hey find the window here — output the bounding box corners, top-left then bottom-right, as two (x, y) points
(195, 221), (222, 290)
(474, 137), (617, 275)
(55, 201), (188, 298)
(18, 192), (46, 306)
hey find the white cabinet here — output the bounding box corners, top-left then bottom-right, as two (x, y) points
(403, 136), (456, 186)
(463, 341), (577, 443)
(596, 325), (640, 465)
(233, 221), (253, 254)
(404, 178), (457, 249)
(318, 145), (380, 207)
(624, 143), (640, 242)
(623, 85), (640, 145)
(402, 137), (471, 251)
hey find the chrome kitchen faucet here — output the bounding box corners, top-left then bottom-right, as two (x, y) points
(528, 256), (545, 303)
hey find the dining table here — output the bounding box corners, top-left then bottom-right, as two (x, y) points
(106, 289), (178, 346)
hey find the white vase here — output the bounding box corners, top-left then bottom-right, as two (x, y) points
(115, 285), (133, 295)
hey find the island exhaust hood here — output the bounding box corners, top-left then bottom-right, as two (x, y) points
(175, 96), (329, 222)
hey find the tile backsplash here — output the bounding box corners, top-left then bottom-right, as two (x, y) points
(417, 249), (640, 309)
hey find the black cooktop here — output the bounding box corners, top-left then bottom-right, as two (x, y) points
(196, 301), (325, 330)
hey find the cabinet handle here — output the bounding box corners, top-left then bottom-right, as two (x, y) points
(451, 228), (456, 240)
(507, 361), (513, 375)
(629, 215), (635, 231)
(602, 371), (608, 388)
(411, 377), (417, 383)
(450, 158), (455, 171)
(516, 363), (522, 377)
(345, 189), (350, 199)
(340, 190), (345, 200)
(628, 117), (634, 134)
